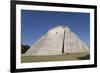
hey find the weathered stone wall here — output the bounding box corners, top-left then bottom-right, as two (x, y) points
(25, 26), (64, 56)
(25, 26), (89, 56)
(64, 27), (89, 54)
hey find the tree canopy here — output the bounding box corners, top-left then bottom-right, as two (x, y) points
(21, 44), (30, 54)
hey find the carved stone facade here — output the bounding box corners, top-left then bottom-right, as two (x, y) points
(24, 25), (89, 56)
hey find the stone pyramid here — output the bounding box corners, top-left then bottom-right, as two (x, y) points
(24, 25), (89, 56)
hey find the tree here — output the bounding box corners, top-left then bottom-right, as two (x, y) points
(21, 44), (30, 54)
(78, 54), (90, 60)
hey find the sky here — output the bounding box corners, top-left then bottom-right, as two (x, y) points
(21, 10), (90, 46)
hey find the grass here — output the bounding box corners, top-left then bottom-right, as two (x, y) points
(21, 53), (89, 63)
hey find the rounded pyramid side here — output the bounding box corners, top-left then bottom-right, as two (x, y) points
(64, 27), (89, 54)
(24, 26), (65, 56)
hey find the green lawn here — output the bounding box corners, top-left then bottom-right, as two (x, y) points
(21, 53), (89, 63)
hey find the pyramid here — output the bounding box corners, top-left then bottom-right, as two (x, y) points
(24, 25), (89, 56)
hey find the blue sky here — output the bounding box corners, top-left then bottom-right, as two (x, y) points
(21, 10), (90, 46)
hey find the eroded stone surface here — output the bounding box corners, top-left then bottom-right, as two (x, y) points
(24, 25), (89, 56)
